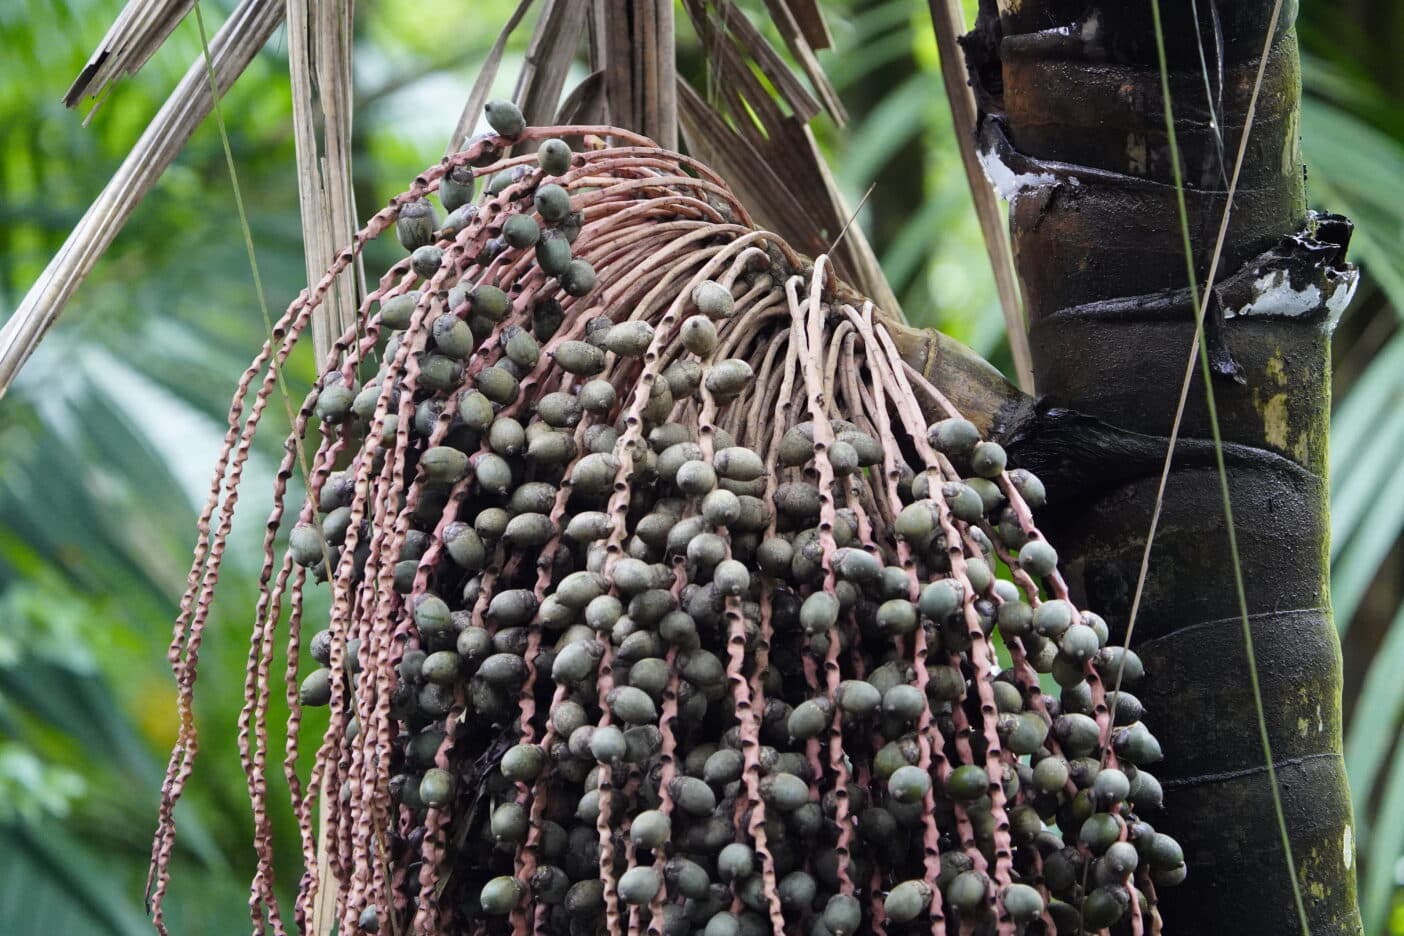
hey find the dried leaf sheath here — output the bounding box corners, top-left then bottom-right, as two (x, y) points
(148, 116), (1181, 936)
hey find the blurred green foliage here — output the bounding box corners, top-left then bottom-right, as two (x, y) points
(0, 0), (1401, 932)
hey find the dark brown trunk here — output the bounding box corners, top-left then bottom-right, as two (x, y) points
(964, 1), (1363, 932)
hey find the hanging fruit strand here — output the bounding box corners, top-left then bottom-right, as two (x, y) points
(149, 108), (1183, 936)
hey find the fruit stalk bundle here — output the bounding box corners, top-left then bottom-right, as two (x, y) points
(148, 107), (1182, 936)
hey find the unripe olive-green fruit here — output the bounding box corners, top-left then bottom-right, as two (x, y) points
(883, 684), (925, 722)
(1018, 537), (1058, 577)
(714, 446), (765, 482)
(946, 869), (989, 914)
(502, 212), (540, 248)
(1081, 885), (1129, 928)
(503, 326), (540, 368)
(671, 775), (717, 816)
(534, 183), (571, 222)
(289, 522), (326, 567)
(537, 138), (572, 175)
(1000, 711), (1049, 755)
(928, 417), (980, 457)
(553, 339), (605, 376)
(411, 245), (444, 279)
(1143, 832), (1184, 870)
(1103, 840), (1139, 877)
(1033, 755), (1071, 793)
(380, 290), (421, 329)
(631, 809), (671, 848)
(299, 668), (332, 706)
(944, 481), (985, 523)
(603, 320), (654, 358)
(561, 258), (597, 296)
(421, 650), (460, 686)
(895, 501), (935, 540)
(1001, 883), (1044, 923)
(1093, 767), (1131, 804)
(704, 359), (754, 399)
(703, 748), (743, 785)
(800, 591), (840, 635)
(1034, 599), (1074, 637)
(535, 230), (572, 276)
(484, 98), (525, 137)
(1080, 812), (1125, 853)
(666, 857), (712, 900)
(717, 842), (755, 880)
(963, 556), (993, 593)
(877, 598), (919, 636)
(418, 767), (454, 808)
(946, 763), (989, 801)
(490, 801), (528, 843)
(1113, 722), (1163, 765)
(396, 199), (437, 251)
(919, 578), (963, 620)
(836, 679), (881, 718)
(479, 874), (522, 915)
(473, 366), (517, 407)
(431, 313), (475, 359)
(884, 880), (932, 922)
(821, 895), (862, 936)
(788, 697), (833, 740)
(834, 547), (881, 582)
(586, 724), (626, 763)
(691, 279), (734, 318)
(680, 316), (718, 356)
(413, 594), (452, 642)
(763, 772), (811, 812)
(602, 686), (655, 725)
(888, 764), (932, 804)
(779, 870), (817, 910)
(420, 446), (469, 485)
(1096, 645), (1145, 685)
(970, 440), (1007, 477)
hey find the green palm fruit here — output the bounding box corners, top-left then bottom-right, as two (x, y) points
(691, 280), (734, 318)
(1054, 712), (1101, 758)
(919, 578), (963, 620)
(561, 258), (596, 296)
(1103, 840), (1139, 877)
(670, 775), (717, 816)
(800, 591), (840, 635)
(877, 598), (919, 636)
(479, 875), (522, 915)
(680, 316), (718, 356)
(501, 212), (540, 249)
(484, 99), (525, 137)
(884, 880), (933, 923)
(534, 183), (571, 222)
(396, 199), (437, 251)
(946, 869), (989, 914)
(963, 556), (993, 593)
(410, 245), (443, 278)
(537, 138), (572, 175)
(714, 446), (765, 482)
(1128, 767), (1164, 809)
(1018, 539), (1058, 577)
(888, 764), (932, 804)
(704, 359), (754, 399)
(788, 697), (833, 740)
(1079, 812), (1125, 853)
(1033, 755), (1070, 793)
(1034, 599), (1074, 637)
(883, 684), (925, 722)
(1095, 645), (1145, 684)
(299, 668), (332, 706)
(779, 870), (817, 910)
(999, 711), (1049, 755)
(999, 883), (1043, 923)
(1080, 885), (1128, 928)
(762, 772), (811, 812)
(535, 229), (572, 275)
(717, 842), (755, 881)
(927, 417), (980, 457)
(835, 679), (881, 718)
(1113, 722), (1163, 765)
(666, 858), (712, 900)
(819, 894), (862, 936)
(418, 767), (454, 808)
(970, 440), (1007, 477)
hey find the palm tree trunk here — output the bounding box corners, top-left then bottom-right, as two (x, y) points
(964, 1), (1363, 932)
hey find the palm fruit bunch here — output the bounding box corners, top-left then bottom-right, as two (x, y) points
(148, 103), (1183, 936)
